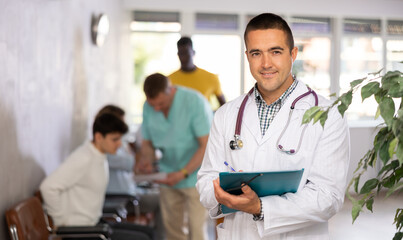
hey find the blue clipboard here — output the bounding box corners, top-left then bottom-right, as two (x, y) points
(219, 169), (304, 214)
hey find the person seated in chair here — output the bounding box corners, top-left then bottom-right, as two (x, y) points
(39, 113), (152, 240)
(96, 105), (164, 239)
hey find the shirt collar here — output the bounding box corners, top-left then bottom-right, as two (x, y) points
(254, 79), (299, 107)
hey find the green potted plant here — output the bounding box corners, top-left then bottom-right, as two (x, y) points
(302, 66), (403, 240)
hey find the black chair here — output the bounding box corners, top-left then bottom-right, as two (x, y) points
(103, 193), (145, 224)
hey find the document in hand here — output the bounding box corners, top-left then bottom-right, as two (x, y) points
(219, 169), (304, 214)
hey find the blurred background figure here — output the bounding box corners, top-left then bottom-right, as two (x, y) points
(137, 73), (213, 240)
(96, 104), (164, 239)
(169, 36), (226, 110)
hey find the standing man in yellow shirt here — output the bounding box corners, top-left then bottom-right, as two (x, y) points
(169, 37), (226, 109)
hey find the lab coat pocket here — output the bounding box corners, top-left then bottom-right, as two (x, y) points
(216, 223), (229, 240)
(275, 149), (312, 170)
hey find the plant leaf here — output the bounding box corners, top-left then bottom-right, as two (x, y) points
(369, 68), (383, 76)
(354, 176), (361, 193)
(387, 78), (403, 97)
(375, 105), (381, 119)
(361, 82), (380, 101)
(383, 175), (397, 189)
(393, 232), (403, 240)
(380, 97), (396, 127)
(302, 106), (321, 125)
(360, 178), (379, 194)
(319, 110), (329, 127)
(394, 209), (403, 231)
(386, 182), (403, 198)
(374, 90), (387, 104)
(397, 141), (403, 165)
(341, 91), (353, 106)
(378, 160), (400, 176)
(313, 110), (324, 124)
(350, 78), (365, 88)
(379, 140), (391, 165)
(389, 138), (398, 159)
(351, 200), (363, 223)
(366, 197), (374, 212)
(382, 71), (402, 90)
(374, 127), (389, 152)
(338, 103), (348, 117)
(382, 70), (401, 81)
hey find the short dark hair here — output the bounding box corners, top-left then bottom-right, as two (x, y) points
(177, 36), (193, 48)
(96, 105), (125, 118)
(244, 13), (294, 52)
(92, 113), (128, 137)
(143, 73), (170, 99)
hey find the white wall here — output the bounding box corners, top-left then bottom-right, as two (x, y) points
(0, 0), (133, 238)
(348, 126), (381, 191)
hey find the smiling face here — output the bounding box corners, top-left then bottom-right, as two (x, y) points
(245, 28), (298, 104)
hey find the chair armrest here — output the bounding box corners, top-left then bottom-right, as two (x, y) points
(105, 193), (139, 201)
(104, 194), (140, 220)
(55, 223), (112, 237)
(101, 213), (123, 223)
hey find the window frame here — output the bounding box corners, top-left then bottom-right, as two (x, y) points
(130, 11), (403, 125)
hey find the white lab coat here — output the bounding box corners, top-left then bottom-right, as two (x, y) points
(196, 81), (350, 240)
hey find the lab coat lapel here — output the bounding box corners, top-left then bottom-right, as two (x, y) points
(242, 94), (263, 145)
(261, 82), (311, 144)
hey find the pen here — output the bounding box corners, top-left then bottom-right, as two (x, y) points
(224, 161), (236, 172)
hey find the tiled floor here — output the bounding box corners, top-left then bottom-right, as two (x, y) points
(206, 192), (402, 239)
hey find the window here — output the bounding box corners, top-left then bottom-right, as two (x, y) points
(343, 18), (381, 34)
(293, 37), (331, 97)
(340, 18), (383, 120)
(290, 16), (332, 97)
(386, 20), (403, 72)
(195, 13), (238, 30)
(128, 11), (403, 124)
(193, 13), (241, 105)
(130, 11), (181, 123)
(130, 11), (180, 32)
(192, 34), (242, 107)
(290, 16), (331, 34)
(387, 40), (403, 71)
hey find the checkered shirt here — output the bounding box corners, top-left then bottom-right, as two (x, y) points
(254, 80), (298, 136)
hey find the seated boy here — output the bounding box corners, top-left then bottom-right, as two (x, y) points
(40, 113), (151, 240)
(97, 105), (163, 239)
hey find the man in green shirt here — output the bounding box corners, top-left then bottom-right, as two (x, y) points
(137, 73), (213, 240)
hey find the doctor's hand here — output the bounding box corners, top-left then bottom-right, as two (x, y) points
(155, 171), (184, 186)
(213, 178), (261, 215)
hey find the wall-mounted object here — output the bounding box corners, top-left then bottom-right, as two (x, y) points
(91, 13), (110, 47)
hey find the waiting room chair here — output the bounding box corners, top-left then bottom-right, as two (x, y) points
(103, 193), (156, 226)
(5, 196), (111, 240)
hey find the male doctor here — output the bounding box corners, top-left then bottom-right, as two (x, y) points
(196, 13), (350, 239)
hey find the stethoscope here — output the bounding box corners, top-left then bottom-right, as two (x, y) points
(229, 85), (318, 155)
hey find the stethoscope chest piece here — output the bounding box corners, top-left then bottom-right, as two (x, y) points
(229, 135), (243, 150)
